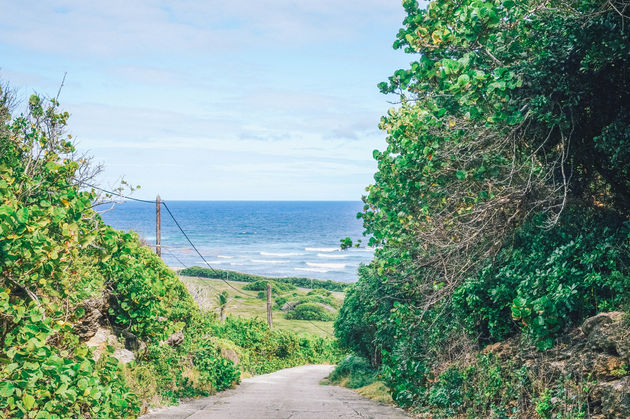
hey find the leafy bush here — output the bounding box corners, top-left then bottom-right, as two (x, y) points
(243, 280), (296, 293)
(0, 290), (139, 418)
(209, 316), (342, 374)
(307, 288), (332, 297)
(280, 294), (340, 311)
(334, 0), (630, 415)
(328, 355), (378, 389)
(275, 296), (288, 308)
(453, 208), (630, 349)
(286, 303), (335, 321)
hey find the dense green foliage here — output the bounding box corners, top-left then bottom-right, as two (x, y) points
(242, 280), (296, 293)
(334, 0), (630, 416)
(273, 287), (341, 321)
(454, 207), (630, 349)
(0, 90), (341, 417)
(208, 316), (340, 375)
(327, 355), (378, 389)
(285, 303), (335, 322)
(0, 289), (138, 417)
(180, 266), (348, 292)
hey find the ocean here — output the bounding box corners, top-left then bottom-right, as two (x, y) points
(99, 201), (374, 283)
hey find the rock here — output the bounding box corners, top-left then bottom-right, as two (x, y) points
(165, 330), (184, 347)
(75, 299), (105, 341)
(86, 327), (139, 364)
(85, 327), (118, 360)
(581, 312), (625, 335)
(113, 348), (136, 364)
(112, 327), (144, 351)
(221, 348), (240, 365)
(567, 352), (626, 380)
(597, 376), (630, 418)
(582, 312), (630, 361)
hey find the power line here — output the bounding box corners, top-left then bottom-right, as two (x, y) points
(82, 182), (261, 298)
(80, 182), (156, 203)
(161, 201), (255, 298)
(164, 248), (222, 294)
(85, 183), (336, 334)
(164, 248), (189, 270)
(307, 320), (335, 337)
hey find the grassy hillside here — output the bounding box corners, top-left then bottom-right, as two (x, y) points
(181, 275), (343, 337)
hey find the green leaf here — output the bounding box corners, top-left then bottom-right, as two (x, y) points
(456, 170), (467, 180)
(0, 382), (14, 397)
(457, 74), (470, 86)
(23, 394), (35, 410)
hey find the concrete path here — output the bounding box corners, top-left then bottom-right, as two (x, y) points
(141, 364), (410, 419)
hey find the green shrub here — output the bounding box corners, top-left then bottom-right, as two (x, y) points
(286, 303), (335, 321)
(209, 317), (342, 375)
(428, 368), (464, 414)
(307, 288), (332, 297)
(243, 280), (296, 293)
(275, 296), (288, 308)
(0, 290), (139, 418)
(453, 208), (630, 349)
(328, 355), (378, 389)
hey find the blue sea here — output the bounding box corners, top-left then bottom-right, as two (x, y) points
(100, 201), (374, 283)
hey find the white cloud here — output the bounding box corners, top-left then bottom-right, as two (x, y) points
(0, 0), (414, 199)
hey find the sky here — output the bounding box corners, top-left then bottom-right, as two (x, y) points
(0, 0), (417, 200)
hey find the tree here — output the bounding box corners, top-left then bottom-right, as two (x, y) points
(335, 0), (630, 410)
(216, 290), (230, 322)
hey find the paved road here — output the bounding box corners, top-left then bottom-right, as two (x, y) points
(141, 364), (409, 419)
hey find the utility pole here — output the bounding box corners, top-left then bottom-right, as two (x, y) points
(156, 195), (161, 257)
(266, 282), (273, 328)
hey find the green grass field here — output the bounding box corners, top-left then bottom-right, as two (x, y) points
(180, 275), (344, 337)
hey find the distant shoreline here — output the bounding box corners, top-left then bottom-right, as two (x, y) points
(176, 266), (350, 292)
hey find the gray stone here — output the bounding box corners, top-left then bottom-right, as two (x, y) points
(165, 330), (185, 347)
(85, 327), (118, 360)
(113, 348), (136, 364)
(75, 299), (105, 341)
(221, 348), (240, 365)
(598, 376), (630, 419)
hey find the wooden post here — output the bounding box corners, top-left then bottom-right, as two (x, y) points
(156, 195), (161, 257)
(266, 283), (273, 328)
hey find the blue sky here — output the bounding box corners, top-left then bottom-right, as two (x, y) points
(0, 0), (417, 200)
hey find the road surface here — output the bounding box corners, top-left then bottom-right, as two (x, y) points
(141, 364), (409, 419)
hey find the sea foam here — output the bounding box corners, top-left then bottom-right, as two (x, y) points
(251, 259), (289, 264)
(305, 247), (339, 252)
(260, 251), (304, 257)
(295, 267), (330, 273)
(306, 262), (346, 269)
(317, 253), (350, 259)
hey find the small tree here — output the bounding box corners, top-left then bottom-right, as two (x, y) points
(216, 290), (229, 322)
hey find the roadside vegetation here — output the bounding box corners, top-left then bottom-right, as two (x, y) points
(333, 0), (630, 417)
(0, 87), (341, 418)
